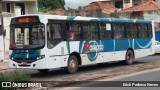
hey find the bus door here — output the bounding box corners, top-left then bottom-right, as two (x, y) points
(46, 20), (67, 68)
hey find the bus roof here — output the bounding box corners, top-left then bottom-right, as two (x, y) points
(13, 14), (152, 24)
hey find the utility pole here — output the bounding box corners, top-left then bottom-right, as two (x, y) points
(0, 0), (5, 61)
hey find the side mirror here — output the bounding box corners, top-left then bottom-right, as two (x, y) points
(3, 30), (6, 37)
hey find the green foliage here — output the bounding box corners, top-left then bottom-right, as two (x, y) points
(38, 0), (65, 12)
(0, 70), (31, 90)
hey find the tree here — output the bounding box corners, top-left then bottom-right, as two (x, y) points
(38, 0), (65, 12)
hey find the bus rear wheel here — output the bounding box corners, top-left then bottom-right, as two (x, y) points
(38, 69), (49, 73)
(67, 55), (78, 74)
(125, 50), (134, 65)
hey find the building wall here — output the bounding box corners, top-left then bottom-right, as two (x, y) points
(123, 0), (132, 9)
(25, 2), (38, 14)
(143, 11), (160, 30)
(3, 15), (12, 59)
(1, 0), (38, 60)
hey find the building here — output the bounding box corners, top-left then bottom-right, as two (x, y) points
(0, 0), (38, 60)
(1, 0), (38, 15)
(67, 1), (117, 17)
(121, 0), (160, 30)
(48, 8), (66, 15)
(112, 0), (160, 9)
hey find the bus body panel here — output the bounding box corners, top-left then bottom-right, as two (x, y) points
(9, 15), (155, 70)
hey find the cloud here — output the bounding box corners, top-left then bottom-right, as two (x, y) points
(65, 0), (102, 9)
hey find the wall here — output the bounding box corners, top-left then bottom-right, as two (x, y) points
(0, 36), (4, 61)
(1, 0), (38, 60)
(123, 0), (133, 9)
(3, 14), (13, 60)
(143, 11), (160, 30)
(25, 2), (38, 14)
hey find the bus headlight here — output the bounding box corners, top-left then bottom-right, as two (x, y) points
(10, 56), (14, 60)
(36, 55), (45, 60)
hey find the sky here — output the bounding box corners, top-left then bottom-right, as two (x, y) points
(65, 0), (105, 9)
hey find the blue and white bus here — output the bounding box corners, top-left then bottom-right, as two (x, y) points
(9, 15), (155, 73)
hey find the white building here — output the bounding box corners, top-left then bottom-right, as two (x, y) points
(0, 0), (38, 60)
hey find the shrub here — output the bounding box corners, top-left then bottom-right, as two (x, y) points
(0, 70), (31, 90)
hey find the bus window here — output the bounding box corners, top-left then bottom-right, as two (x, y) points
(126, 23), (138, 38)
(148, 24), (152, 38)
(47, 24), (62, 49)
(10, 24), (45, 49)
(83, 23), (98, 40)
(138, 24), (148, 38)
(112, 23), (125, 39)
(66, 22), (82, 40)
(99, 23), (112, 39)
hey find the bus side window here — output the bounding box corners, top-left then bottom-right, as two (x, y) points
(137, 24), (148, 38)
(126, 23), (137, 38)
(47, 24), (62, 49)
(82, 22), (98, 40)
(99, 23), (112, 39)
(66, 22), (82, 40)
(113, 23), (125, 39)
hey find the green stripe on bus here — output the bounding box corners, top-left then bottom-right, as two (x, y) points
(66, 41), (70, 54)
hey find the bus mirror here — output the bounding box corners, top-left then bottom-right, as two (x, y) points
(3, 30), (6, 37)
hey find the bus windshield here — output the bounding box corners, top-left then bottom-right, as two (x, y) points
(10, 24), (45, 49)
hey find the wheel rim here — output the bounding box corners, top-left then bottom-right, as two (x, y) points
(127, 52), (133, 64)
(69, 58), (77, 71)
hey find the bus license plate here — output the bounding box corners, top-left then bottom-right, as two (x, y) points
(20, 61), (27, 65)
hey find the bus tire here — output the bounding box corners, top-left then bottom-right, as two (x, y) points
(67, 55), (78, 74)
(125, 50), (134, 65)
(38, 69), (49, 73)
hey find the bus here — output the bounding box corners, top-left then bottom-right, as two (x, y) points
(9, 15), (155, 73)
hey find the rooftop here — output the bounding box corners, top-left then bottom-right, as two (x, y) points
(48, 8), (66, 15)
(83, 1), (117, 13)
(122, 0), (160, 12)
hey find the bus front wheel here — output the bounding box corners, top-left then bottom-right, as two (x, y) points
(38, 69), (49, 73)
(67, 55), (78, 74)
(125, 50), (134, 65)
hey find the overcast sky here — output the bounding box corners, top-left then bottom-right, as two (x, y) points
(65, 0), (105, 9)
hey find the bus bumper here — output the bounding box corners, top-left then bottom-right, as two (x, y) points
(9, 59), (46, 69)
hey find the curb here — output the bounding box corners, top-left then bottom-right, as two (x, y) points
(0, 69), (14, 73)
(0, 60), (9, 62)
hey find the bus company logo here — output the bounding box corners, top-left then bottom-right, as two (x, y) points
(83, 40), (104, 61)
(2, 82), (11, 87)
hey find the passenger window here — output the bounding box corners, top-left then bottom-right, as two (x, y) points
(112, 23), (126, 39)
(99, 23), (112, 39)
(83, 23), (98, 40)
(66, 22), (82, 40)
(126, 23), (138, 38)
(138, 24), (148, 38)
(47, 24), (62, 49)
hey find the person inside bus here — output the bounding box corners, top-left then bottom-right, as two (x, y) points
(67, 26), (75, 40)
(114, 32), (121, 39)
(68, 31), (75, 40)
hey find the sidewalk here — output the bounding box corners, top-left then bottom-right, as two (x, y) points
(0, 60), (10, 71)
